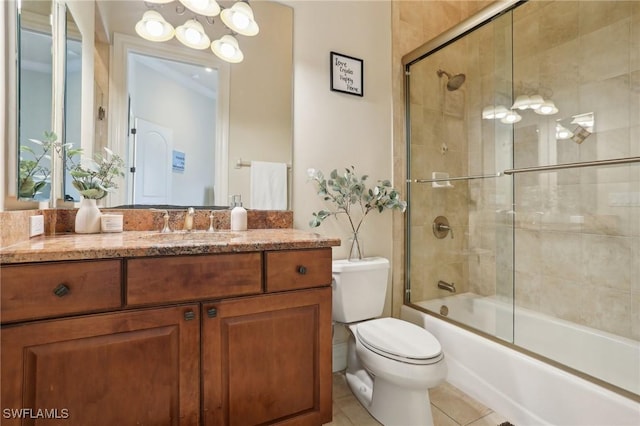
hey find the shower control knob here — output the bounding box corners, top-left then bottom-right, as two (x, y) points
(432, 216), (453, 239)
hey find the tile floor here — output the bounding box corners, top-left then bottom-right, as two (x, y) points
(327, 372), (512, 426)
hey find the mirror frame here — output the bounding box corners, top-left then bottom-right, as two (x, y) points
(107, 33), (231, 207)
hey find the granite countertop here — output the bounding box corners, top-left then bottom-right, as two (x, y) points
(0, 229), (341, 264)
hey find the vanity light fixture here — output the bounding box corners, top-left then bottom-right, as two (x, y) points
(135, 0), (259, 63)
(135, 10), (175, 42)
(176, 19), (211, 50)
(211, 34), (244, 63)
(178, 0), (221, 17)
(220, 1), (259, 36)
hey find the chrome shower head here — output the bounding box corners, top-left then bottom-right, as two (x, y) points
(437, 69), (466, 91)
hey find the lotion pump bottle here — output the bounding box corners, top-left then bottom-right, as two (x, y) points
(230, 195), (247, 231)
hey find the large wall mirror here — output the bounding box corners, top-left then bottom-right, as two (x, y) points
(98, 0), (293, 208)
(8, 0), (293, 210)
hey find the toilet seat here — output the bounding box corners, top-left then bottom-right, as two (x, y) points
(356, 318), (443, 365)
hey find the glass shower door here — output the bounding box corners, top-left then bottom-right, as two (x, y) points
(405, 10), (515, 342)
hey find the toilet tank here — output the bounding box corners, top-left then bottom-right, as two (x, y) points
(332, 257), (390, 323)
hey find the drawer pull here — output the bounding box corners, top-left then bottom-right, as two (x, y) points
(207, 307), (218, 318)
(53, 284), (70, 297)
(297, 266), (307, 275)
(184, 310), (196, 321)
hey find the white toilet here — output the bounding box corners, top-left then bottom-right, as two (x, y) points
(332, 257), (447, 426)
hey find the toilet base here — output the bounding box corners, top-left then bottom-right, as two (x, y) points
(345, 369), (434, 426)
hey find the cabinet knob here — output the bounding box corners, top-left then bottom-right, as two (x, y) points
(207, 307), (218, 318)
(53, 284), (70, 297)
(297, 265), (307, 275)
(184, 310), (196, 321)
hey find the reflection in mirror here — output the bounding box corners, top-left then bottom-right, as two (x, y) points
(17, 0), (53, 201)
(100, 0), (292, 208)
(63, 7), (82, 201)
(127, 53), (217, 206)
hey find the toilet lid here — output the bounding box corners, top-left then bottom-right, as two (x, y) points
(356, 318), (442, 364)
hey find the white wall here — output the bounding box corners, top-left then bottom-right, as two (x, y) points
(287, 0), (394, 264)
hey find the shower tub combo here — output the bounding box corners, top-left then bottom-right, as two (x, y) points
(403, 1), (640, 425)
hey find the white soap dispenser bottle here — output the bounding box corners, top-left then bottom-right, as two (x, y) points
(230, 195), (247, 231)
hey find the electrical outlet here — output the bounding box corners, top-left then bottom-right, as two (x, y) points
(29, 215), (45, 237)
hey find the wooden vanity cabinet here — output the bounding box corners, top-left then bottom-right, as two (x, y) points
(1, 305), (201, 426)
(1, 247), (333, 426)
(202, 287), (332, 426)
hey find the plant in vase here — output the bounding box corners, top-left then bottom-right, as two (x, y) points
(307, 166), (407, 261)
(18, 131), (66, 200)
(65, 146), (125, 233)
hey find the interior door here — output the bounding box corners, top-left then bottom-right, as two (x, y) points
(132, 118), (173, 205)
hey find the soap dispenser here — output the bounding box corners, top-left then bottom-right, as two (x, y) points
(230, 195), (247, 231)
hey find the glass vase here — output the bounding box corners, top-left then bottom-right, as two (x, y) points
(348, 232), (364, 261)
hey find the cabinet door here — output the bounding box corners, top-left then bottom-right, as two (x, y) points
(1, 305), (200, 426)
(202, 287), (332, 426)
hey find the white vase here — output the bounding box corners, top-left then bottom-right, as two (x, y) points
(75, 198), (102, 234)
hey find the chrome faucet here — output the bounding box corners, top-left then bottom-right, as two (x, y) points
(184, 207), (195, 231)
(150, 209), (172, 233)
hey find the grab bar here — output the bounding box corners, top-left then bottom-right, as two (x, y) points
(411, 172), (502, 183)
(503, 157), (640, 175)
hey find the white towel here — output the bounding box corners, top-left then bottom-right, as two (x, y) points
(250, 161), (287, 210)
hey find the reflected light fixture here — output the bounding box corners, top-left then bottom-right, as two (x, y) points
(176, 19), (211, 49)
(220, 1), (259, 36)
(211, 34), (244, 63)
(555, 123), (573, 140)
(535, 100), (558, 115)
(528, 95), (544, 110)
(135, 10), (175, 42)
(511, 95), (531, 110)
(135, 0), (259, 63)
(501, 110), (522, 124)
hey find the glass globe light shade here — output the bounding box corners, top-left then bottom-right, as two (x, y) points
(135, 11), (175, 42)
(176, 19), (211, 50)
(220, 2), (259, 36)
(211, 34), (244, 63)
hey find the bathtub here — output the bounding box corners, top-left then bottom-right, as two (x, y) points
(401, 294), (640, 426)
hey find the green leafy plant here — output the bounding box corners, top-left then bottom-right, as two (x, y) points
(18, 131), (65, 199)
(65, 146), (125, 200)
(307, 166), (407, 260)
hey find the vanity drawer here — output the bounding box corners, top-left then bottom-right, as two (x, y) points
(1, 260), (123, 323)
(265, 248), (332, 292)
(126, 252), (263, 306)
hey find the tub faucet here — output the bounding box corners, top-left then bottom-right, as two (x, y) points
(437, 280), (456, 293)
(184, 207), (195, 231)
